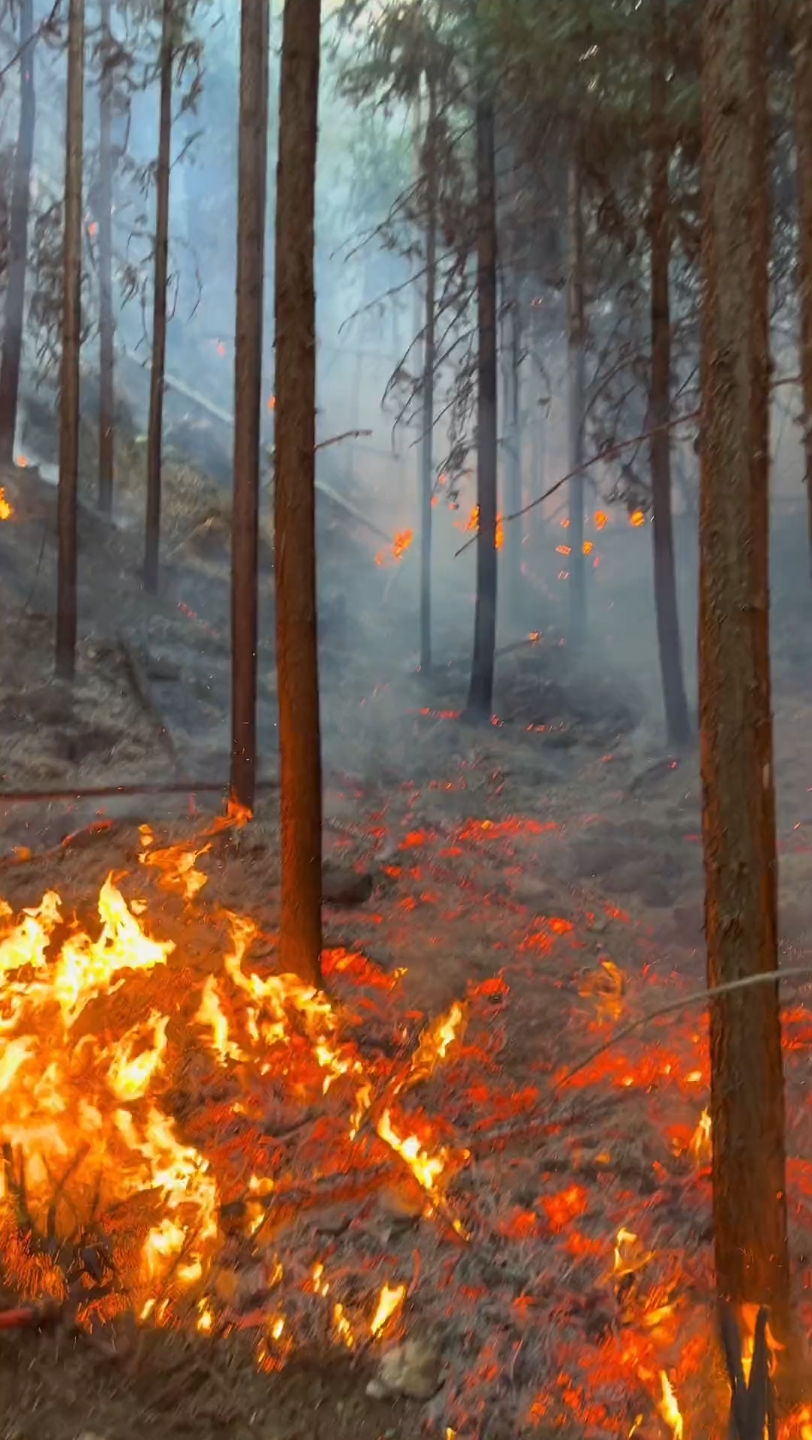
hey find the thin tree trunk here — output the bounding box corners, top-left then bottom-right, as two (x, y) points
(466, 83), (498, 717)
(419, 80), (437, 675)
(55, 0), (85, 682)
(143, 0), (173, 593)
(700, 0), (789, 1330)
(97, 0), (115, 514)
(503, 273), (522, 618)
(567, 155), (586, 650)
(230, 0), (270, 812)
(0, 0), (36, 464)
(274, 0), (323, 987)
(650, 0), (691, 747)
(793, 0), (812, 575)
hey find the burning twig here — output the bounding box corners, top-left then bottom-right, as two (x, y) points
(556, 965), (812, 1090)
(720, 1303), (776, 1440)
(0, 820), (114, 872)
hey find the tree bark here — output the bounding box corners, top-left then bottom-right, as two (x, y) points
(793, 0), (812, 575)
(566, 155), (586, 651)
(419, 79), (437, 675)
(230, 0), (270, 812)
(0, 0), (36, 464)
(143, 0), (173, 594)
(56, 0), (85, 682)
(700, 0), (789, 1330)
(97, 0), (115, 514)
(274, 0), (323, 987)
(649, 0), (691, 747)
(503, 272), (523, 620)
(465, 82), (498, 718)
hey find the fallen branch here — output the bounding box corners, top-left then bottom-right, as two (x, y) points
(0, 779), (278, 805)
(121, 349), (392, 544)
(117, 633), (179, 767)
(0, 819), (114, 872)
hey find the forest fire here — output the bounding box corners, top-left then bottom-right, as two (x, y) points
(0, 824), (470, 1354)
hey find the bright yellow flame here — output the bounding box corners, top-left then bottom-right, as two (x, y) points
(657, 1372), (683, 1440)
(370, 1281), (405, 1337)
(0, 488), (13, 520)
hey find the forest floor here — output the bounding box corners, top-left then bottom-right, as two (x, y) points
(2, 459), (812, 1440)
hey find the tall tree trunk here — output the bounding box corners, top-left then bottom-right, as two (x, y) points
(0, 0), (36, 464)
(418, 80), (437, 675)
(503, 272), (522, 619)
(465, 83), (498, 717)
(143, 0), (173, 594)
(649, 0), (691, 747)
(700, 0), (789, 1330)
(566, 156), (586, 650)
(793, 0), (812, 575)
(274, 0), (323, 987)
(230, 0), (270, 812)
(56, 0), (85, 682)
(97, 0), (115, 514)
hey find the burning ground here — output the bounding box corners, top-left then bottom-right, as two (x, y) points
(4, 468), (812, 1437)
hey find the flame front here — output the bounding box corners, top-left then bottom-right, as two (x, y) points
(0, 828), (466, 1329)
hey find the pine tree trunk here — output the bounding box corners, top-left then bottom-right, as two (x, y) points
(503, 274), (522, 620)
(55, 0), (85, 682)
(419, 81), (437, 676)
(567, 156), (586, 650)
(143, 0), (173, 594)
(700, 0), (789, 1330)
(230, 0), (270, 812)
(465, 83), (498, 718)
(650, 0), (691, 747)
(97, 0), (115, 514)
(0, 0), (36, 464)
(793, 0), (812, 575)
(274, 0), (323, 987)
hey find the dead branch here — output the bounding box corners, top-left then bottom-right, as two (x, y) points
(557, 964), (812, 1089)
(453, 408), (701, 558)
(117, 633), (179, 767)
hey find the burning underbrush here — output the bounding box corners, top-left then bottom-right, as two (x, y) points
(2, 808), (812, 1438)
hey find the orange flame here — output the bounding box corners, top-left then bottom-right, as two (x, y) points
(630, 509), (646, 527)
(465, 506), (504, 549)
(375, 528), (414, 567)
(0, 488), (12, 521)
(594, 510), (608, 529)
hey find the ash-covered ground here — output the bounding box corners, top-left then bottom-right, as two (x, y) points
(2, 455), (812, 1440)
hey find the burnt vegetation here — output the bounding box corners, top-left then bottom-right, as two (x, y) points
(2, 0), (812, 1438)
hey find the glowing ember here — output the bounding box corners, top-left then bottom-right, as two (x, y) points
(375, 528), (414, 567)
(0, 488), (13, 520)
(594, 510), (608, 529)
(630, 509), (646, 527)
